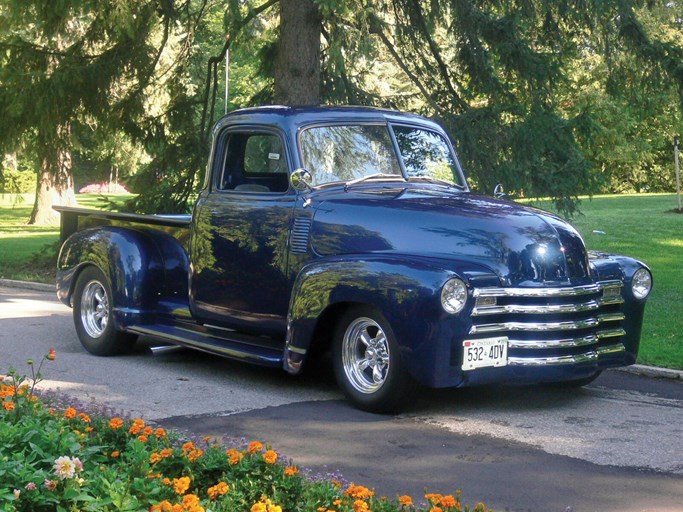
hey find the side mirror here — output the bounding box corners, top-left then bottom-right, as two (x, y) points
(290, 168), (313, 192)
(493, 183), (506, 199)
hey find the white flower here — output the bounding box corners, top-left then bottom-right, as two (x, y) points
(13, 489), (21, 498)
(54, 456), (77, 480)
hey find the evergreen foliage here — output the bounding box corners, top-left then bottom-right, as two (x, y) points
(0, 0), (681, 218)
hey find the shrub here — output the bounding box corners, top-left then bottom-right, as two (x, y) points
(1, 352), (491, 512)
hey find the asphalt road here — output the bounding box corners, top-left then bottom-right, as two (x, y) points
(1, 284), (682, 512)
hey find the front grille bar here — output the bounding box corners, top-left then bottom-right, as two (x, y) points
(508, 328), (626, 349)
(508, 343), (626, 366)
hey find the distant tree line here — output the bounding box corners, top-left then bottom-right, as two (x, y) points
(0, 0), (681, 224)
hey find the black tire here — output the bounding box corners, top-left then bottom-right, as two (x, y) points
(332, 306), (415, 413)
(72, 266), (137, 356)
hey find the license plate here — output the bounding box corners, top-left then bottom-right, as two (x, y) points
(462, 337), (508, 371)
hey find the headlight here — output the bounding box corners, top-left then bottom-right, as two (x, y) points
(441, 277), (468, 314)
(631, 268), (652, 300)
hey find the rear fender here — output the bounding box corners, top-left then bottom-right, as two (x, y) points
(57, 226), (189, 328)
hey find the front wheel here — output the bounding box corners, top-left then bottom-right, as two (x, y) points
(332, 307), (415, 413)
(72, 266), (137, 356)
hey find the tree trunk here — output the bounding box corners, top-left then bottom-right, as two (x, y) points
(28, 125), (77, 226)
(274, 0), (322, 105)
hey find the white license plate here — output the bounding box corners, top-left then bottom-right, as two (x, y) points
(462, 337), (508, 371)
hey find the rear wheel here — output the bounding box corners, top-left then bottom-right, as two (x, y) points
(333, 306), (415, 413)
(73, 266), (136, 356)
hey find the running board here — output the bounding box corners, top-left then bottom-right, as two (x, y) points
(128, 323), (284, 367)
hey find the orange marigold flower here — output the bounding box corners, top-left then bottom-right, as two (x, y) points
(207, 481), (229, 500)
(47, 347), (56, 361)
(331, 480), (342, 489)
(3, 401), (15, 411)
(429, 508), (443, 512)
(353, 499), (369, 512)
(263, 449), (278, 464)
(138, 435), (148, 443)
(399, 495), (413, 506)
(441, 495), (457, 508)
(247, 441), (263, 453)
(333, 500), (342, 506)
(64, 407), (77, 419)
(142, 426), (153, 436)
(160, 448), (173, 458)
(150, 453), (163, 464)
(284, 466), (299, 476)
(182, 441), (196, 453)
(425, 493), (443, 505)
(155, 427), (167, 438)
(110, 451), (120, 458)
(345, 484), (375, 500)
(173, 476), (191, 495)
(109, 417), (124, 429)
(251, 503), (267, 512)
(78, 413), (91, 423)
(129, 425), (142, 435)
(162, 478), (172, 486)
(186, 449), (204, 462)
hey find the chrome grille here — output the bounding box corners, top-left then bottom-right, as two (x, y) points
(466, 280), (626, 366)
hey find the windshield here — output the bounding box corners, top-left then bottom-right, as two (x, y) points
(299, 123), (464, 187)
(299, 125), (402, 186)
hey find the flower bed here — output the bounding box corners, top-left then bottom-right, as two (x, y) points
(0, 352), (490, 512)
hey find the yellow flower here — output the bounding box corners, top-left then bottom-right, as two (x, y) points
(399, 495), (413, 506)
(173, 476), (191, 495)
(353, 499), (370, 512)
(263, 450), (278, 464)
(109, 417), (123, 429)
(251, 503), (267, 512)
(64, 407), (77, 419)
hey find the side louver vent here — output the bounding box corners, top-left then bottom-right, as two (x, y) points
(290, 217), (312, 254)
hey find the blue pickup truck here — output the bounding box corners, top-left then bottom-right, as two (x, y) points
(56, 106), (652, 412)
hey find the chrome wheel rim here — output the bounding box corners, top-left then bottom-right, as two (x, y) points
(81, 280), (109, 338)
(341, 317), (390, 394)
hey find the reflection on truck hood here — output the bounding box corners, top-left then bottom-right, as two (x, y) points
(310, 186), (590, 286)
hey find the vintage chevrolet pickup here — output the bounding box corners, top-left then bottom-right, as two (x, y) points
(55, 106), (652, 412)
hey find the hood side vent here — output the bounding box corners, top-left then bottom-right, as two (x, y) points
(290, 217), (312, 254)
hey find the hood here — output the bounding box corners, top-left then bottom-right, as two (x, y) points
(309, 185), (590, 286)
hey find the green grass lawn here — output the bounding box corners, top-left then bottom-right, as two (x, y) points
(1, 192), (681, 369)
(0, 193), (131, 282)
(531, 193), (682, 370)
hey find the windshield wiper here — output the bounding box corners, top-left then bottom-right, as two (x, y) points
(344, 173), (406, 192)
(410, 176), (466, 190)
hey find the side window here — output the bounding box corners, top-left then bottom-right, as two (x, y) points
(219, 132), (289, 193)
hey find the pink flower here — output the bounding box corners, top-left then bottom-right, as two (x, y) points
(25, 482), (37, 491)
(44, 479), (58, 491)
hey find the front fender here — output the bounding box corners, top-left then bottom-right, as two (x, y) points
(284, 254), (497, 386)
(57, 226), (189, 328)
